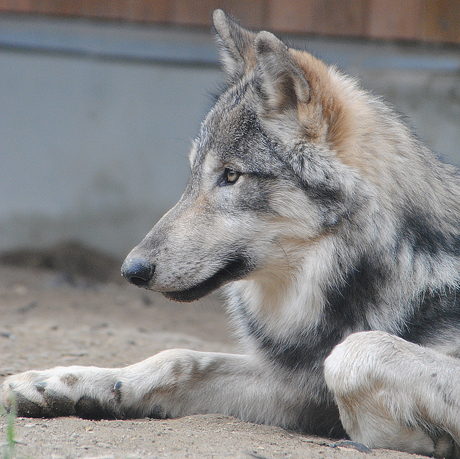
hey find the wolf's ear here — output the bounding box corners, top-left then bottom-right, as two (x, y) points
(255, 32), (327, 140)
(213, 9), (257, 80)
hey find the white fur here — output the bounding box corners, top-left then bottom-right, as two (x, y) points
(325, 332), (460, 457)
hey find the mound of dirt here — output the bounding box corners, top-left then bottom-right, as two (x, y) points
(0, 240), (122, 284)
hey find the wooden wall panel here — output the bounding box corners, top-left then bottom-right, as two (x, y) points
(169, 0), (264, 28)
(218, 0), (265, 29)
(1, 0), (459, 45)
(31, 0), (77, 16)
(0, 0), (170, 22)
(367, 0), (423, 41)
(80, 0), (130, 20)
(266, 0), (369, 37)
(422, 0), (460, 44)
(126, 0), (170, 23)
(172, 0), (218, 26)
(319, 0), (369, 36)
(266, 0), (315, 33)
(0, 0), (33, 12)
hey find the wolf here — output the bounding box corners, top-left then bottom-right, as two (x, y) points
(3, 10), (460, 457)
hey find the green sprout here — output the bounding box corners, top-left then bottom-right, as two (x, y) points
(1, 392), (17, 459)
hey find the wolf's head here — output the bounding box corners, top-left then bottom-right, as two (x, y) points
(121, 10), (371, 302)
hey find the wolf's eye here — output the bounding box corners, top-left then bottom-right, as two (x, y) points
(219, 168), (241, 187)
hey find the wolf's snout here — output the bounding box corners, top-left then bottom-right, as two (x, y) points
(121, 257), (154, 288)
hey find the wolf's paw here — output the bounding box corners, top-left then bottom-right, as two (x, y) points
(2, 370), (79, 417)
(1, 368), (123, 419)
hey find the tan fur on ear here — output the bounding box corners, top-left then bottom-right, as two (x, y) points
(215, 11), (377, 177)
(255, 33), (349, 145)
(255, 32), (324, 141)
(289, 49), (330, 141)
(290, 49), (377, 176)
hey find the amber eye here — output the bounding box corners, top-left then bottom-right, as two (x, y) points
(226, 169), (240, 183)
(219, 168), (241, 186)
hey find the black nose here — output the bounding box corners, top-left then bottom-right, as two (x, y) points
(121, 258), (155, 288)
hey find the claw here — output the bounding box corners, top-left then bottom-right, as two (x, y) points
(332, 440), (372, 453)
(113, 381), (122, 391)
(113, 381), (122, 404)
(35, 382), (46, 393)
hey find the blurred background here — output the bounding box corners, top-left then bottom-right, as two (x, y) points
(1, 1), (460, 261)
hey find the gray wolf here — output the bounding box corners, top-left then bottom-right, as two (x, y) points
(3, 10), (460, 457)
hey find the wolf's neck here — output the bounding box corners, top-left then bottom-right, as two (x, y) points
(226, 239), (337, 340)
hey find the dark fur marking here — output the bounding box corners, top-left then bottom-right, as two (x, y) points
(236, 255), (389, 372)
(43, 390), (76, 417)
(231, 255), (390, 437)
(60, 374), (79, 388)
(164, 256), (252, 302)
(238, 305), (346, 437)
(395, 208), (460, 347)
(14, 393), (46, 418)
(239, 307), (346, 437)
(75, 396), (120, 420)
(254, 324), (342, 372)
(146, 405), (167, 419)
(400, 209), (460, 257)
(399, 289), (460, 346)
(297, 400), (346, 438)
(280, 148), (356, 228)
(237, 302), (341, 376)
(325, 255), (388, 328)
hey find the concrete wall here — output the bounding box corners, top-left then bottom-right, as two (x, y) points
(0, 16), (223, 258)
(1, 15), (460, 259)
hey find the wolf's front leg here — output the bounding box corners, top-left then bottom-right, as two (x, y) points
(2, 350), (290, 424)
(324, 331), (460, 458)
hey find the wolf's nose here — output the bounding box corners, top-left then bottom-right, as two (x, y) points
(121, 258), (154, 288)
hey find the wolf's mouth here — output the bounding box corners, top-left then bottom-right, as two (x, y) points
(163, 257), (251, 302)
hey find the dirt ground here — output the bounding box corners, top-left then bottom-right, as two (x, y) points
(0, 243), (425, 458)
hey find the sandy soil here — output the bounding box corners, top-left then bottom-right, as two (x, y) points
(0, 244), (425, 458)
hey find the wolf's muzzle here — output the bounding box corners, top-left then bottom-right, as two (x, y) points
(121, 258), (154, 288)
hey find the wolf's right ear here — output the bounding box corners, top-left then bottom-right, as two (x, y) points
(213, 9), (257, 81)
(254, 31), (331, 142)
